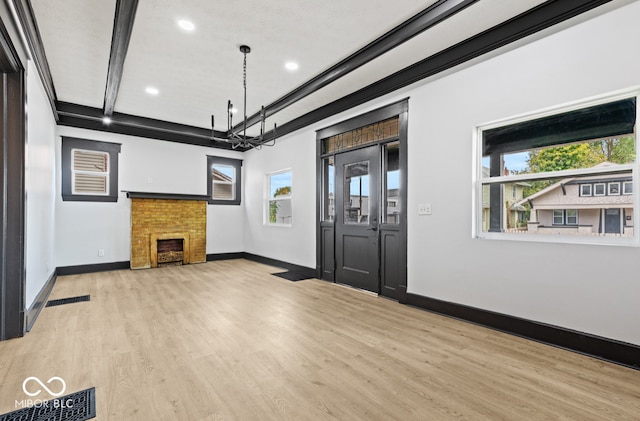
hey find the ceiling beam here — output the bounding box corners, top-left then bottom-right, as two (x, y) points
(234, 0), (478, 133)
(271, 0), (615, 140)
(57, 101), (239, 150)
(53, 0), (615, 151)
(103, 0), (138, 117)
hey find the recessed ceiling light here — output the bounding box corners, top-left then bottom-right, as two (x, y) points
(177, 19), (195, 32)
(145, 86), (159, 96)
(102, 117), (112, 125)
(285, 61), (299, 71)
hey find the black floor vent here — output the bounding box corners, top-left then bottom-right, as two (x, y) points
(46, 295), (91, 307)
(0, 387), (96, 421)
(272, 271), (313, 282)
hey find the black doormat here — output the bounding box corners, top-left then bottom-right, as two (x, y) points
(272, 271), (313, 282)
(46, 295), (90, 307)
(0, 387), (96, 421)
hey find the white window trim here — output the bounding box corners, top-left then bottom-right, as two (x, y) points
(552, 209), (564, 225)
(566, 209), (578, 225)
(593, 182), (607, 196)
(265, 169), (293, 227)
(623, 181), (633, 195)
(608, 182), (621, 196)
(580, 184), (592, 196)
(473, 88), (640, 247)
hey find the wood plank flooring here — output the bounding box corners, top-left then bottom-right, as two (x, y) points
(0, 259), (638, 420)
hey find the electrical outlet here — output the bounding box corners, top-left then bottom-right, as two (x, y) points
(418, 204), (432, 215)
(98, 249), (105, 257)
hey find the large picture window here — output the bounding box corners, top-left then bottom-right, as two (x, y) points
(266, 170), (292, 225)
(477, 93), (637, 243)
(207, 156), (242, 205)
(61, 137), (121, 202)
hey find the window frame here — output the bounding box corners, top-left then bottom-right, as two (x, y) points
(266, 169), (293, 226)
(566, 209), (578, 225)
(474, 90), (639, 246)
(580, 184), (592, 196)
(61, 137), (121, 202)
(623, 181), (633, 195)
(207, 156), (242, 205)
(594, 182), (607, 196)
(552, 209), (564, 225)
(608, 182), (621, 196)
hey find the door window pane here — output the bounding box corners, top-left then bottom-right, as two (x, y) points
(384, 141), (400, 224)
(344, 161), (369, 224)
(322, 157), (335, 221)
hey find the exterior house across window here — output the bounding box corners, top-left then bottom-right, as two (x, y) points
(207, 156), (242, 205)
(266, 170), (292, 225)
(476, 91), (637, 244)
(61, 137), (121, 202)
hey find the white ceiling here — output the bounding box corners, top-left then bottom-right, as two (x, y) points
(31, 0), (566, 136)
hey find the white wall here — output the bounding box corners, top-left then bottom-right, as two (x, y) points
(55, 127), (244, 267)
(25, 60), (57, 308)
(243, 131), (316, 268)
(243, 2), (640, 345)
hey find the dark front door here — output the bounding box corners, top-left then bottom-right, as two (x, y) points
(335, 146), (380, 293)
(604, 208), (621, 234)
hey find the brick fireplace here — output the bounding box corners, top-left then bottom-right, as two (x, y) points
(128, 192), (207, 269)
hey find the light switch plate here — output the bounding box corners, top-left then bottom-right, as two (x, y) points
(418, 204), (432, 215)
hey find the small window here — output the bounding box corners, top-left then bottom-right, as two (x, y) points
(580, 184), (592, 196)
(62, 137), (121, 202)
(267, 170), (292, 225)
(594, 183), (606, 196)
(72, 149), (109, 195)
(207, 156), (242, 205)
(608, 182), (621, 195)
(553, 209), (564, 225)
(566, 209), (578, 225)
(623, 181), (633, 195)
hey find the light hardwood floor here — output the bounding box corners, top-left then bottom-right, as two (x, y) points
(0, 259), (638, 420)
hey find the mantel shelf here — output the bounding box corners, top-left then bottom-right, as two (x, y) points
(124, 191), (210, 201)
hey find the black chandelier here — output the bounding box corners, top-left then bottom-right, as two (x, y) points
(211, 45), (277, 149)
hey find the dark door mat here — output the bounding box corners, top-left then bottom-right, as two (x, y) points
(0, 387), (96, 421)
(272, 271), (314, 282)
(46, 295), (90, 307)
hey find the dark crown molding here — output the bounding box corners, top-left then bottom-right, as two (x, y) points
(23, 0), (613, 149)
(11, 0), (58, 120)
(233, 0), (479, 133)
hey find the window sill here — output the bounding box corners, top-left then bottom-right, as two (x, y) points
(476, 231), (639, 247)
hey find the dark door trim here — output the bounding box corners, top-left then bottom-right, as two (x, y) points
(0, 19), (26, 340)
(316, 99), (408, 300)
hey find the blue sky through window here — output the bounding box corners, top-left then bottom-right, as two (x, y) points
(270, 171), (292, 198)
(213, 164), (234, 179)
(482, 151), (529, 174)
